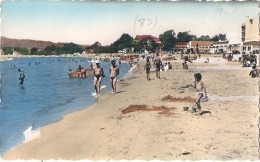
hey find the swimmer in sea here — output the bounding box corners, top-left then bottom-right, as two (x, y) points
(193, 73), (207, 114)
(93, 60), (104, 96)
(109, 60), (119, 94)
(18, 69), (25, 85)
(68, 69), (73, 78)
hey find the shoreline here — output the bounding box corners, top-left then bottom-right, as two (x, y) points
(2, 56), (259, 160)
(0, 60), (137, 157)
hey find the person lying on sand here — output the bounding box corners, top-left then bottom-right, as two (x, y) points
(193, 73), (208, 114)
(93, 60), (104, 96)
(109, 60), (119, 94)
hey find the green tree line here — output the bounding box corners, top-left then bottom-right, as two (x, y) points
(2, 31), (227, 55)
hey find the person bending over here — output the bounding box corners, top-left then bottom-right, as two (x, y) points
(193, 73), (207, 114)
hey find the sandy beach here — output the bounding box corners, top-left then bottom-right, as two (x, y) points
(2, 55), (259, 160)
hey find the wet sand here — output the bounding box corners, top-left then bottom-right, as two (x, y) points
(3, 55), (259, 160)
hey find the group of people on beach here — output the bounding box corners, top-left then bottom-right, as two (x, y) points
(144, 53), (207, 114)
(68, 58), (120, 97)
(93, 60), (119, 96)
(144, 53), (173, 81)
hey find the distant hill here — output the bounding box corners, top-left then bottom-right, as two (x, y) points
(1, 37), (91, 49)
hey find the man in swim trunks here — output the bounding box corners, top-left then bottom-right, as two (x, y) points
(193, 73), (207, 114)
(153, 53), (162, 79)
(93, 60), (104, 96)
(109, 60), (119, 94)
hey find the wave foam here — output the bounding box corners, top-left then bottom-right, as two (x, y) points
(92, 85), (107, 96)
(128, 64), (137, 72)
(23, 126), (41, 143)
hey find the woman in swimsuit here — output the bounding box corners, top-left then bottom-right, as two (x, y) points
(193, 73), (207, 114)
(109, 60), (119, 94)
(144, 58), (151, 81)
(93, 60), (104, 96)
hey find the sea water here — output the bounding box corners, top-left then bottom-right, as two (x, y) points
(0, 57), (130, 156)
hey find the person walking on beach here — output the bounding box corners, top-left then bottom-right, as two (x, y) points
(153, 53), (162, 79)
(18, 69), (25, 85)
(144, 58), (151, 81)
(193, 73), (207, 114)
(93, 60), (104, 96)
(109, 60), (119, 94)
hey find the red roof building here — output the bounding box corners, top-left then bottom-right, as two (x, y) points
(134, 35), (161, 43)
(189, 41), (214, 48)
(176, 42), (189, 48)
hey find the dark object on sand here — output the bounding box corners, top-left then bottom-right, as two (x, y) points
(183, 107), (189, 111)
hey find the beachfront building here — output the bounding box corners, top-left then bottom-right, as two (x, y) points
(227, 43), (241, 53)
(134, 35), (161, 43)
(210, 41), (229, 54)
(188, 41), (213, 54)
(173, 42), (189, 53)
(134, 35), (161, 53)
(84, 46), (94, 54)
(241, 16), (260, 54)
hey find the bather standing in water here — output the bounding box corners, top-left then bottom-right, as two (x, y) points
(18, 69), (25, 85)
(93, 60), (104, 96)
(109, 60), (119, 94)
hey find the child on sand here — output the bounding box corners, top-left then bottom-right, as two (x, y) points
(144, 58), (151, 81)
(193, 73), (207, 114)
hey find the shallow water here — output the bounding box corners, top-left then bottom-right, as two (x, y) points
(0, 57), (129, 156)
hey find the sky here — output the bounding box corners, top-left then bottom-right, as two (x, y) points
(1, 0), (259, 45)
